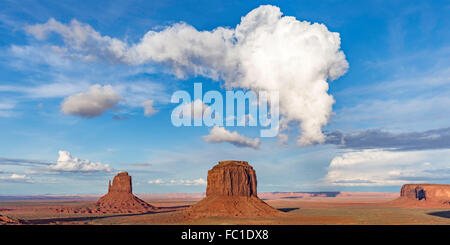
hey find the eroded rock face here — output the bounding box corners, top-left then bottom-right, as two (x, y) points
(400, 184), (450, 202)
(206, 161), (257, 197)
(54, 172), (156, 214)
(185, 161), (280, 218)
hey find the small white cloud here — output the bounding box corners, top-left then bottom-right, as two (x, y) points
(174, 178), (207, 186)
(203, 126), (260, 149)
(177, 99), (211, 119)
(142, 99), (158, 116)
(61, 84), (121, 118)
(10, 174), (27, 180)
(0, 174), (31, 182)
(48, 150), (112, 172)
(148, 179), (164, 184)
(148, 178), (206, 186)
(25, 18), (127, 61)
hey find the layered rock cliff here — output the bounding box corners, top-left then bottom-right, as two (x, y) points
(185, 160), (280, 218)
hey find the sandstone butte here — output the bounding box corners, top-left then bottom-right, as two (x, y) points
(184, 160), (281, 218)
(54, 172), (156, 214)
(392, 183), (450, 207)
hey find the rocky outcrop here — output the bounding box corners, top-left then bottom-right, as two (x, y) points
(54, 172), (156, 214)
(0, 215), (28, 225)
(206, 161), (257, 197)
(400, 184), (450, 203)
(185, 161), (280, 218)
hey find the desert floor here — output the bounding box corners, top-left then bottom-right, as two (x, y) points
(1, 193), (450, 225)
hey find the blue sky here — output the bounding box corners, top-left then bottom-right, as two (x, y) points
(0, 0), (449, 195)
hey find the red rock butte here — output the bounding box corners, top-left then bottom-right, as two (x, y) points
(185, 160), (280, 218)
(206, 160), (257, 197)
(54, 172), (156, 214)
(400, 184), (450, 203)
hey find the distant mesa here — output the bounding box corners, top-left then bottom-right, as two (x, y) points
(54, 172), (156, 214)
(400, 184), (450, 203)
(392, 184), (450, 207)
(185, 160), (281, 218)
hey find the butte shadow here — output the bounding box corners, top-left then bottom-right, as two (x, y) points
(184, 160), (282, 219)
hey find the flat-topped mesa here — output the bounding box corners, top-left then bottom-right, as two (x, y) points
(207, 160), (257, 197)
(185, 160), (280, 218)
(400, 184), (450, 202)
(108, 172), (132, 193)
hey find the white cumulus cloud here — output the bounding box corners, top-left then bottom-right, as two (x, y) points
(27, 5), (348, 146)
(323, 149), (450, 186)
(147, 179), (164, 184)
(25, 18), (127, 62)
(61, 84), (121, 118)
(49, 150), (112, 172)
(203, 126), (260, 149)
(9, 174), (28, 180)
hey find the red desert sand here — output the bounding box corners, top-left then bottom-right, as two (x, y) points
(53, 172), (156, 214)
(184, 160), (281, 218)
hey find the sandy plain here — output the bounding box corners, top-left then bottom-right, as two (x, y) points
(1, 192), (450, 225)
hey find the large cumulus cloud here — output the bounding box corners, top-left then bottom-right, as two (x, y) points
(27, 5), (348, 145)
